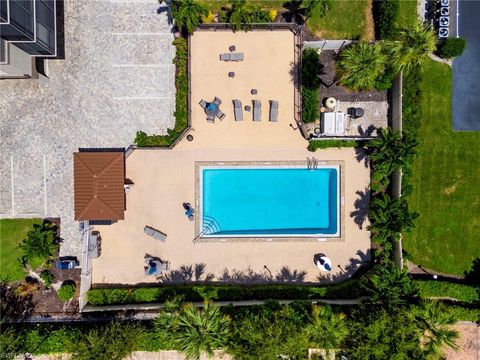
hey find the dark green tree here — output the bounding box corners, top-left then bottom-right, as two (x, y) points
(18, 221), (58, 265)
(436, 37), (467, 59)
(170, 0), (208, 35)
(361, 261), (418, 308)
(305, 305), (348, 357)
(69, 321), (144, 360)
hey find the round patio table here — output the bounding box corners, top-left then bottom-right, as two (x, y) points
(316, 257), (332, 272)
(205, 102), (219, 117)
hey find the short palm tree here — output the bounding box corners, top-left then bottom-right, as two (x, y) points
(170, 0), (208, 35)
(173, 302), (231, 360)
(305, 305), (348, 357)
(387, 22), (437, 73)
(18, 221), (58, 263)
(416, 301), (459, 359)
(336, 42), (387, 91)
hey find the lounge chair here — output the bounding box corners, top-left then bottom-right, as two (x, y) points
(253, 100), (261, 121)
(214, 97), (222, 105)
(144, 225), (167, 242)
(199, 99), (207, 109)
(269, 100), (279, 122)
(230, 52), (244, 61)
(233, 99), (243, 121)
(220, 53), (231, 61)
(217, 110), (226, 120)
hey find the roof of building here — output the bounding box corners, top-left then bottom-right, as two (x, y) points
(73, 151), (125, 221)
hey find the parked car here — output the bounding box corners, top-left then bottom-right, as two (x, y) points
(55, 256), (79, 270)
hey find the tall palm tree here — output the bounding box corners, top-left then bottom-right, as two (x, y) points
(282, 0), (307, 24)
(173, 302), (231, 360)
(170, 0), (208, 35)
(305, 305), (348, 357)
(416, 301), (459, 359)
(387, 22), (437, 73)
(336, 42), (387, 91)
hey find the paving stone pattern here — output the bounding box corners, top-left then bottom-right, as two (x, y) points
(0, 0), (175, 263)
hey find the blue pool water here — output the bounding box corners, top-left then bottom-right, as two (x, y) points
(201, 167), (339, 236)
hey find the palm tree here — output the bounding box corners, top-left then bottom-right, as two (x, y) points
(282, 0), (307, 24)
(305, 305), (348, 357)
(387, 22), (437, 73)
(18, 221), (58, 263)
(336, 42), (387, 91)
(170, 0), (208, 35)
(416, 301), (459, 359)
(173, 302), (231, 360)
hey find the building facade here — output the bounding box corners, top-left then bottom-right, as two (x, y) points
(0, 0), (58, 78)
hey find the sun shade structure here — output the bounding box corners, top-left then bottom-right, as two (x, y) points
(73, 151), (125, 221)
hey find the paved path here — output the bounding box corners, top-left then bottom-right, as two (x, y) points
(0, 0), (175, 263)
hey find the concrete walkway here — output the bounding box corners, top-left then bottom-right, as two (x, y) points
(0, 0), (175, 263)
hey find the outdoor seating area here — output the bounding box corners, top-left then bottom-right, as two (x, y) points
(188, 29), (301, 147)
(144, 254), (169, 276)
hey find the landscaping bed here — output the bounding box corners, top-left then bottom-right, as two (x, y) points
(87, 280), (363, 306)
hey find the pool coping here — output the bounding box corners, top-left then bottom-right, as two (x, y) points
(194, 160), (345, 243)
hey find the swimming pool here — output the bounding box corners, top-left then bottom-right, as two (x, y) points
(200, 166), (340, 237)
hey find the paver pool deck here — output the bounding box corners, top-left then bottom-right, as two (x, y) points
(91, 29), (371, 285)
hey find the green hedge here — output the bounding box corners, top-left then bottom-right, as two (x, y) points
(301, 86), (319, 123)
(373, 0), (400, 39)
(308, 139), (360, 152)
(415, 280), (479, 304)
(87, 281), (363, 306)
(135, 37), (188, 147)
(435, 37), (467, 59)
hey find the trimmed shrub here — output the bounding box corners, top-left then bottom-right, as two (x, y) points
(415, 280), (479, 304)
(87, 281), (363, 306)
(40, 270), (54, 289)
(436, 37), (467, 59)
(308, 139), (360, 151)
(135, 37), (188, 147)
(373, 0), (400, 39)
(301, 86), (319, 123)
(57, 281), (76, 302)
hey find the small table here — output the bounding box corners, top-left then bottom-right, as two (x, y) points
(244, 105), (251, 112)
(205, 102), (219, 117)
(316, 257), (332, 272)
(251, 89), (258, 95)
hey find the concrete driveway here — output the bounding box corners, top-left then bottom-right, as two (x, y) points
(0, 0), (175, 262)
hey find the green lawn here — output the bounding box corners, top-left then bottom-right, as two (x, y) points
(198, 0), (285, 13)
(307, 0), (368, 39)
(0, 218), (42, 281)
(403, 59), (480, 275)
(395, 0), (418, 28)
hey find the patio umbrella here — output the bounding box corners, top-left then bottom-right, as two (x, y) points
(325, 97), (337, 109)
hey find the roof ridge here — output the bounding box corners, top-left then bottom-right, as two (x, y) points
(96, 152), (123, 178)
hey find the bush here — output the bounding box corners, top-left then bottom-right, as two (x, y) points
(135, 37), (188, 147)
(40, 270), (54, 289)
(87, 281), (363, 306)
(18, 221), (58, 266)
(58, 281), (76, 302)
(373, 0), (400, 39)
(308, 139), (360, 151)
(301, 86), (319, 123)
(436, 37), (467, 59)
(414, 280), (479, 304)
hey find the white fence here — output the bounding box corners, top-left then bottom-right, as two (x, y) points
(303, 40), (352, 51)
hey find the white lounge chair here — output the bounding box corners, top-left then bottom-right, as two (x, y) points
(144, 225), (167, 242)
(233, 99), (243, 121)
(230, 52), (244, 61)
(220, 53), (231, 61)
(253, 100), (261, 121)
(269, 100), (279, 122)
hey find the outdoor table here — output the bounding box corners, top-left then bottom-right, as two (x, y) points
(204, 102), (219, 118)
(316, 256), (332, 272)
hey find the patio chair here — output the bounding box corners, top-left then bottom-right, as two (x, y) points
(269, 100), (279, 122)
(219, 53), (231, 61)
(199, 99), (207, 109)
(207, 113), (215, 123)
(230, 52), (244, 61)
(144, 225), (167, 242)
(233, 99), (243, 121)
(253, 100), (261, 121)
(214, 97), (222, 105)
(217, 110), (226, 121)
